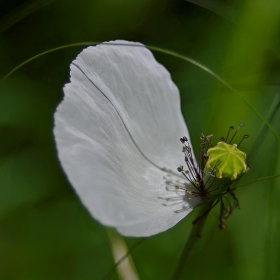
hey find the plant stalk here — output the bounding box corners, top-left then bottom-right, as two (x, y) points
(171, 201), (213, 280)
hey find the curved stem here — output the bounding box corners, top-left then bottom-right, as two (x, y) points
(1, 42), (278, 141)
(235, 173), (280, 190)
(0, 42), (99, 83)
(146, 45), (280, 142)
(171, 201), (213, 280)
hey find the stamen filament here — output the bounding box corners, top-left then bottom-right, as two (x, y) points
(237, 134), (249, 147)
(229, 123), (244, 144)
(225, 126), (234, 142)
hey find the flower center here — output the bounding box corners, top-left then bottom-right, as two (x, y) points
(174, 124), (251, 228)
(176, 123), (250, 198)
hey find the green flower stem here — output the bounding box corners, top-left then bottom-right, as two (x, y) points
(171, 200), (213, 280)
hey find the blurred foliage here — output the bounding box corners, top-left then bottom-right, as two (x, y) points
(0, 0), (56, 32)
(0, 0), (280, 279)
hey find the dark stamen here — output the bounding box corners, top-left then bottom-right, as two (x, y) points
(219, 197), (229, 229)
(229, 190), (240, 208)
(225, 126), (234, 142)
(183, 144), (197, 181)
(206, 134), (213, 149)
(198, 141), (205, 177)
(183, 174), (196, 187)
(208, 160), (249, 195)
(184, 156), (198, 183)
(181, 172), (200, 192)
(229, 123), (244, 144)
(204, 160), (221, 191)
(237, 134), (249, 147)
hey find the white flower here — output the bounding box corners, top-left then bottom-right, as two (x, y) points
(54, 40), (200, 237)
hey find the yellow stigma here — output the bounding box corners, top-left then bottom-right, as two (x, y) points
(205, 142), (247, 180)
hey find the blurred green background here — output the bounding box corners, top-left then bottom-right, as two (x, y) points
(0, 0), (280, 279)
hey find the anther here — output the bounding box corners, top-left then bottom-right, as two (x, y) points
(237, 134), (249, 147)
(177, 166), (184, 172)
(182, 146), (190, 153)
(180, 136), (188, 143)
(220, 137), (226, 142)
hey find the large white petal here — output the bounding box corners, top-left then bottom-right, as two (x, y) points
(54, 41), (199, 236)
(70, 40), (192, 172)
